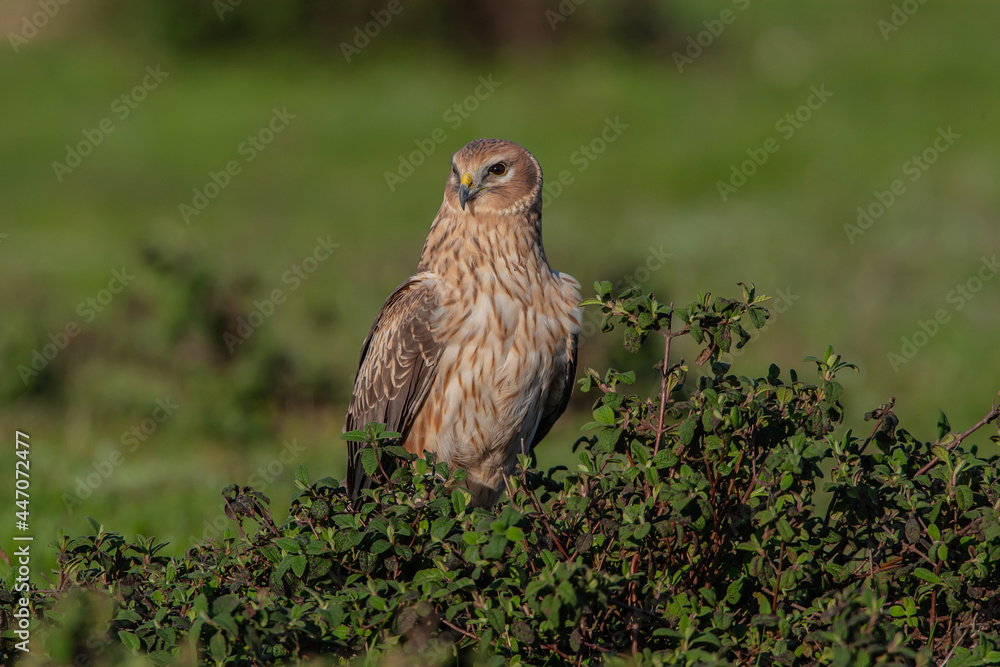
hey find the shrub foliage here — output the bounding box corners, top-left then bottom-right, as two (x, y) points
(4, 282), (1000, 665)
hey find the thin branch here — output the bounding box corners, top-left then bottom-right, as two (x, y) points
(441, 618), (479, 642)
(939, 621), (972, 667)
(913, 396), (1000, 478)
(520, 466), (572, 560)
(653, 306), (674, 456)
(858, 397), (896, 456)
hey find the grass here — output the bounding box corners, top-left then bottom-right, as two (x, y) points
(2, 2), (999, 582)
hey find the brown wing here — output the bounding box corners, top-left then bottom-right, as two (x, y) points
(345, 276), (441, 496)
(530, 331), (579, 449)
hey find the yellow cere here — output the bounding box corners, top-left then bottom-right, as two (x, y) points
(461, 173), (473, 187)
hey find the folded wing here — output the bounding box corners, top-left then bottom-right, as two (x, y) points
(345, 276), (441, 496)
(531, 331), (579, 449)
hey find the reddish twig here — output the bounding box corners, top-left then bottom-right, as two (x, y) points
(441, 618), (479, 642)
(913, 396), (1000, 478)
(653, 308), (674, 456)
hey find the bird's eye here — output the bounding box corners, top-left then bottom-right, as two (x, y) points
(488, 163), (507, 176)
(452, 166), (459, 177)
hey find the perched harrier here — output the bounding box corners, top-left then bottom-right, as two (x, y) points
(345, 138), (582, 507)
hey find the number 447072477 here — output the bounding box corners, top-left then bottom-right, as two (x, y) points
(15, 433), (30, 526)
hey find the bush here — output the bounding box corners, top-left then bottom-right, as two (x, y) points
(4, 282), (1000, 665)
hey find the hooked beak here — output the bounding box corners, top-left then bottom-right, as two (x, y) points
(458, 173), (475, 210)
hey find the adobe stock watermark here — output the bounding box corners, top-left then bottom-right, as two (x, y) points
(545, 0), (588, 30)
(214, 0), (243, 20)
(578, 244), (672, 343)
(7, 0), (72, 53)
(18, 268), (135, 386)
(716, 84), (833, 202)
(340, 0), (415, 63)
(672, 0), (752, 72)
(844, 126), (959, 244)
(887, 254), (999, 372)
(878, 0), (929, 41)
(541, 116), (628, 208)
(179, 107), (296, 224)
(224, 236), (340, 353)
(62, 397), (180, 512)
(189, 438), (307, 544)
(384, 75), (502, 192)
(51, 65), (169, 182)
(11, 430), (31, 653)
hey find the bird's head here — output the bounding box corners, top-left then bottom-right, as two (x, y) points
(445, 139), (542, 216)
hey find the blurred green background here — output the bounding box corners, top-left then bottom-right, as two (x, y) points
(2, 1), (998, 580)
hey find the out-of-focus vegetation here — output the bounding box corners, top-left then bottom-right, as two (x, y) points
(1, 1), (998, 584)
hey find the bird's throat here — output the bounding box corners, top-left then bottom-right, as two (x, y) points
(417, 207), (548, 279)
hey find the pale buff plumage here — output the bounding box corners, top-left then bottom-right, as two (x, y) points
(345, 139), (582, 506)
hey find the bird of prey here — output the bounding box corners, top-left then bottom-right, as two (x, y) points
(345, 138), (582, 507)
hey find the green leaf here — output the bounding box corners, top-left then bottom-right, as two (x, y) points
(931, 446), (950, 465)
(155, 626), (177, 647)
(506, 526), (525, 541)
(776, 386), (794, 406)
(937, 410), (951, 440)
(452, 488), (468, 514)
(776, 518), (795, 542)
(956, 485), (973, 510)
(412, 568), (444, 587)
(486, 607), (505, 634)
(431, 517), (455, 540)
(704, 435), (724, 452)
(213, 612), (239, 636)
(118, 630), (141, 652)
(306, 539), (329, 555)
(361, 447), (378, 476)
(212, 594), (239, 616)
(913, 567), (941, 584)
(291, 554), (307, 577)
(209, 632), (228, 663)
(678, 418), (697, 445)
(593, 404), (616, 425)
(275, 555), (297, 581)
(148, 651), (174, 667)
(320, 605), (345, 627)
(557, 581), (578, 607)
(725, 577), (743, 604)
(275, 537), (302, 553)
(114, 608), (143, 623)
(295, 464), (309, 486)
(482, 534), (508, 560)
(690, 321), (704, 343)
(594, 426), (622, 453)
